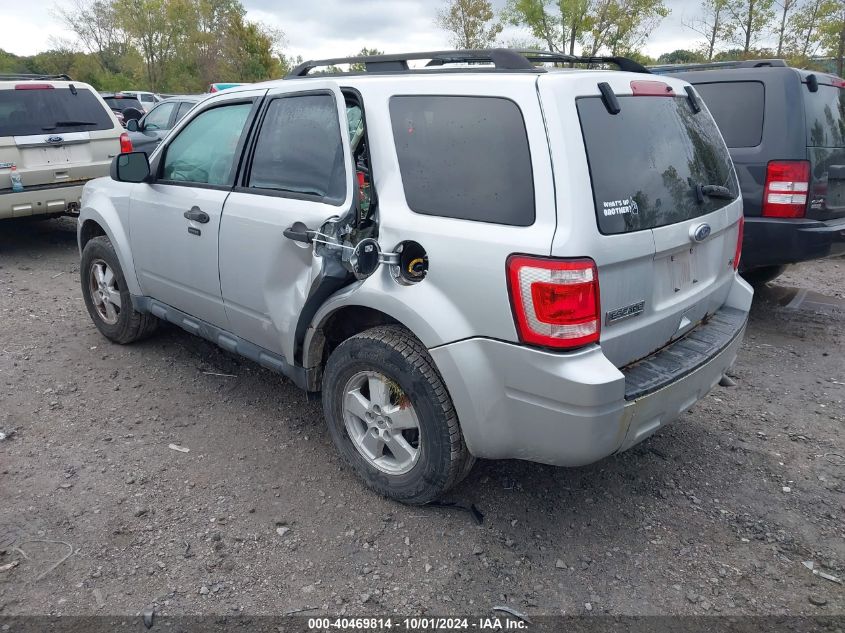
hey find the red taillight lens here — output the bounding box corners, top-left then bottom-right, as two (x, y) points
(15, 83), (54, 90)
(507, 255), (600, 349)
(762, 160), (810, 218)
(733, 216), (744, 270)
(119, 132), (133, 154)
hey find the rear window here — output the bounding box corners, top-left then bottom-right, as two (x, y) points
(577, 95), (738, 235)
(390, 96), (535, 226)
(693, 81), (765, 148)
(0, 87), (113, 136)
(103, 97), (143, 111)
(805, 84), (845, 148)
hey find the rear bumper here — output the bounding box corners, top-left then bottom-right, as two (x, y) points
(741, 215), (845, 270)
(430, 275), (753, 467)
(0, 182), (87, 219)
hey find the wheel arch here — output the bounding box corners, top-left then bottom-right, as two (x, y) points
(78, 200), (142, 296)
(302, 304), (413, 391)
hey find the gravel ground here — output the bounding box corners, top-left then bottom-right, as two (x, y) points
(0, 217), (843, 618)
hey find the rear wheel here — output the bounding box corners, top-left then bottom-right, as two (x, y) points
(322, 325), (474, 505)
(81, 236), (158, 344)
(742, 265), (787, 287)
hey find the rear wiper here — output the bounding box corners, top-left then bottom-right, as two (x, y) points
(43, 121), (98, 129)
(695, 184), (734, 202)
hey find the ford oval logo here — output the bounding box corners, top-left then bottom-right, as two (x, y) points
(46, 135), (64, 144)
(691, 223), (712, 243)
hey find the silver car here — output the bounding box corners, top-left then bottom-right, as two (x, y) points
(77, 50), (753, 504)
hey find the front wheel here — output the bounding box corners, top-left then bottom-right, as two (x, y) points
(81, 236), (158, 344)
(322, 325), (474, 505)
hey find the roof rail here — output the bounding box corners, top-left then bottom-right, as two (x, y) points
(649, 59), (788, 74)
(286, 49), (651, 78)
(0, 73), (73, 81)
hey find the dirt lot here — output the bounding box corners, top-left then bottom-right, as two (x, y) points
(0, 217), (843, 618)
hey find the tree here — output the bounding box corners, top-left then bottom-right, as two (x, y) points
(436, 0), (503, 49)
(773, 0), (800, 56)
(684, 0), (732, 60)
(582, 0), (670, 56)
(114, 0), (184, 90)
(350, 47), (385, 72)
(505, 0), (593, 56)
(725, 0), (776, 53)
(785, 0), (835, 61)
(54, 0), (131, 73)
(657, 49), (706, 64)
(506, 0), (668, 57)
(820, 0), (844, 76)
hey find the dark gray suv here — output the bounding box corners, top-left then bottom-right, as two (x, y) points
(660, 60), (845, 285)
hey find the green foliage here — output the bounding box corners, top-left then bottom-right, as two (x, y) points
(436, 0), (503, 49)
(505, 0), (669, 57)
(12, 0), (288, 92)
(657, 49), (706, 64)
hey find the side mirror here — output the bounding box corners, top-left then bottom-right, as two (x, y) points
(111, 152), (150, 183)
(126, 118), (139, 132)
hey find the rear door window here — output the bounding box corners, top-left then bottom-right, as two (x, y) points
(246, 93), (346, 203)
(805, 84), (845, 148)
(175, 101), (194, 123)
(389, 95), (535, 226)
(577, 95), (738, 235)
(0, 87), (113, 136)
(103, 97), (143, 111)
(693, 81), (765, 148)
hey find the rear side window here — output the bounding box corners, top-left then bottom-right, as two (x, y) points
(0, 87), (113, 136)
(693, 81), (765, 148)
(247, 93), (346, 203)
(805, 84), (845, 148)
(390, 96), (535, 226)
(175, 101), (194, 123)
(578, 95), (738, 235)
(140, 93), (155, 103)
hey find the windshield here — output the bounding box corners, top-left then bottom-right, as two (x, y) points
(805, 84), (845, 148)
(577, 95), (738, 235)
(0, 87), (113, 136)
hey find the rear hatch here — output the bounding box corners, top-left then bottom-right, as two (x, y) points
(539, 73), (743, 368)
(0, 84), (121, 191)
(803, 75), (845, 219)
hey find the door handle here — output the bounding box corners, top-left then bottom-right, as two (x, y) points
(184, 206), (210, 224)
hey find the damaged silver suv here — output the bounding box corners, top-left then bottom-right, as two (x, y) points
(77, 50), (753, 504)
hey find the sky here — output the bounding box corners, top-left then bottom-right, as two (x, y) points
(2, 0), (713, 61)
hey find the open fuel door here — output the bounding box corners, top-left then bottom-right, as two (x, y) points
(218, 81), (373, 367)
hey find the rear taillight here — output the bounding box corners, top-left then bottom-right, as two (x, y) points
(119, 132), (133, 153)
(506, 255), (600, 349)
(762, 160), (810, 218)
(733, 216), (744, 270)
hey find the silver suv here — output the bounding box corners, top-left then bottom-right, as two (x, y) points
(77, 50), (753, 504)
(1, 74), (128, 220)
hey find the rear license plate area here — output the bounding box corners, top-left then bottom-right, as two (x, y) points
(663, 248), (696, 294)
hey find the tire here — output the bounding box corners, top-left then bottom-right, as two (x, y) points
(80, 236), (158, 344)
(741, 265), (787, 287)
(322, 325), (475, 505)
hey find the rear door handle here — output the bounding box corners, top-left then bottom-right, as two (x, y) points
(184, 207), (210, 224)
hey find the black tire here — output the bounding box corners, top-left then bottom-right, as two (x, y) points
(80, 236), (158, 344)
(322, 325), (475, 505)
(741, 265), (787, 287)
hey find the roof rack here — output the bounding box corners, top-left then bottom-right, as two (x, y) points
(286, 48), (651, 78)
(649, 59), (788, 74)
(0, 73), (72, 81)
